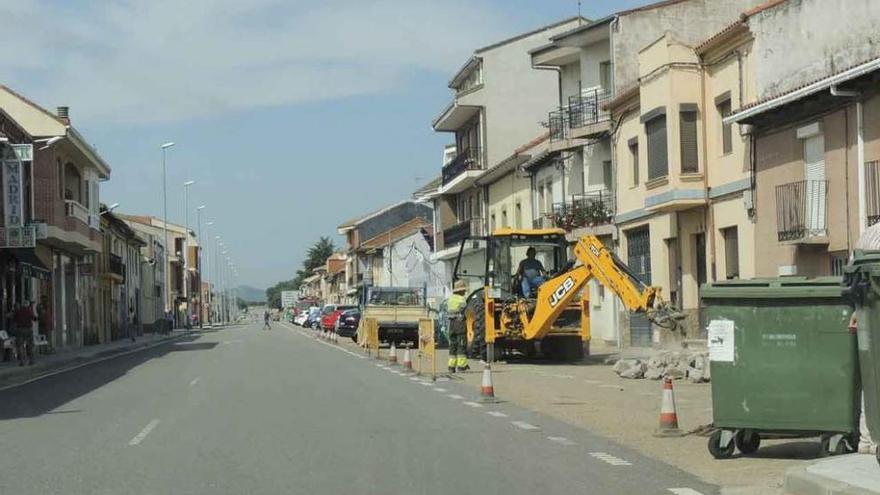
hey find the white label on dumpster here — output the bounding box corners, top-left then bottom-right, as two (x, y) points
(708, 320), (735, 362)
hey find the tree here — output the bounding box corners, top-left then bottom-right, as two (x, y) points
(266, 237), (337, 308)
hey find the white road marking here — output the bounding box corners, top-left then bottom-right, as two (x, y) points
(128, 419), (160, 446)
(583, 379), (602, 384)
(486, 411), (508, 418)
(668, 489), (705, 495)
(600, 384), (623, 389)
(188, 377), (201, 387)
(547, 436), (576, 446)
(447, 394), (464, 400)
(375, 363), (385, 367)
(589, 452), (632, 466)
(419, 382), (433, 386)
(511, 421), (540, 431)
(435, 377), (450, 383)
(433, 388), (447, 392)
(462, 401), (483, 408)
(549, 373), (575, 379)
(409, 377), (421, 381)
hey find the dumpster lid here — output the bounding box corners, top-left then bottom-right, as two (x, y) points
(701, 277), (844, 299)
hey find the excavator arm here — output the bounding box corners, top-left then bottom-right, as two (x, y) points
(518, 235), (680, 341)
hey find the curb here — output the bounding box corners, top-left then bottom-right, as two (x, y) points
(0, 331), (194, 390)
(784, 463), (880, 495)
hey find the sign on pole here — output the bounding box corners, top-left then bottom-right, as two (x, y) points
(280, 290), (297, 308)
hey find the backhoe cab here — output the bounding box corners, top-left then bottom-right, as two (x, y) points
(453, 228), (682, 362)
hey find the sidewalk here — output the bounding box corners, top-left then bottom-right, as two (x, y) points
(0, 329), (193, 388)
(784, 454), (880, 495)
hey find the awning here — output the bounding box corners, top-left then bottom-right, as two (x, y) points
(9, 248), (51, 281)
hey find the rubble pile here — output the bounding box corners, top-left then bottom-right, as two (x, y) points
(612, 350), (710, 383)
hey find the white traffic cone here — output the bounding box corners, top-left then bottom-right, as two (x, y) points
(389, 342), (398, 364)
(403, 345), (413, 371)
(655, 377), (683, 437)
(480, 363), (496, 402)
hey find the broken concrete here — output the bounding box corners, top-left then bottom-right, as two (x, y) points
(614, 350), (711, 382)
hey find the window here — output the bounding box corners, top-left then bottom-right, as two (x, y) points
(722, 227), (739, 279)
(63, 163), (82, 203)
(629, 140), (639, 186)
(602, 160), (613, 191)
(695, 233), (707, 286)
(599, 61), (612, 93)
(501, 209), (508, 228)
(680, 110), (699, 173)
(514, 202), (522, 229)
(831, 253), (847, 276)
(646, 115), (668, 180)
(717, 98), (732, 155)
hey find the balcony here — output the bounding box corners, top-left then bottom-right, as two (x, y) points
(109, 253), (125, 280)
(443, 217), (487, 247)
(545, 191), (615, 232)
(441, 147), (484, 191)
(776, 180), (829, 243)
(65, 200), (90, 224)
(548, 89), (612, 145)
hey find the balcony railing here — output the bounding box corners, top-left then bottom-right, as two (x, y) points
(441, 147), (483, 185)
(776, 180), (828, 242)
(443, 217), (486, 247)
(867, 161), (880, 226)
(109, 253), (125, 279)
(65, 200), (90, 224)
(543, 190), (614, 231)
(548, 89), (611, 142)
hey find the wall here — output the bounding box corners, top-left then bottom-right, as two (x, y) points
(750, 0), (880, 101)
(380, 231), (450, 307)
(487, 169), (533, 231)
(579, 39), (612, 92)
(613, 0), (762, 92)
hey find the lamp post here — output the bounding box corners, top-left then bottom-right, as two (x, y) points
(205, 221), (214, 326)
(196, 205), (205, 328)
(183, 180), (195, 328)
(215, 236), (223, 325)
(160, 142), (175, 326)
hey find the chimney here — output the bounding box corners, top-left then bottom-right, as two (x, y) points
(56, 106), (70, 123)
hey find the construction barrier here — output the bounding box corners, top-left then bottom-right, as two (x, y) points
(416, 318), (436, 381)
(359, 317), (380, 358)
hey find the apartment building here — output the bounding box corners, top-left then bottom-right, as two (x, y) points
(97, 206), (145, 344)
(725, 0), (880, 277)
(428, 17), (584, 293)
(0, 86), (112, 349)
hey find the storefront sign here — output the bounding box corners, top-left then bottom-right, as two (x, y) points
(0, 226), (35, 248)
(2, 146), (26, 227)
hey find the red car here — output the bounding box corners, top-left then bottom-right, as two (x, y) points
(321, 305), (358, 331)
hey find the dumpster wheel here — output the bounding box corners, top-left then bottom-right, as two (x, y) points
(734, 430), (760, 455)
(819, 434), (849, 456)
(708, 430), (735, 459)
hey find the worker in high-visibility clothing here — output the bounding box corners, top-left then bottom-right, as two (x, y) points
(446, 279), (470, 373)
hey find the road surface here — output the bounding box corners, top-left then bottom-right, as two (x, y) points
(0, 321), (717, 494)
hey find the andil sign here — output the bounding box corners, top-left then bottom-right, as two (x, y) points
(1, 144), (30, 228)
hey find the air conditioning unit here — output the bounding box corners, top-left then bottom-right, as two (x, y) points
(778, 265), (797, 276)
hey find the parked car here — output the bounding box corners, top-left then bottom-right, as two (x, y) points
(305, 307), (323, 328)
(322, 304), (357, 331)
(294, 312), (310, 326)
(335, 308), (361, 340)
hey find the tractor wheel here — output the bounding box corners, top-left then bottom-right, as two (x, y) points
(465, 290), (487, 361)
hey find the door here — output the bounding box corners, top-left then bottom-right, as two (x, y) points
(804, 134), (826, 234)
(626, 228), (652, 347)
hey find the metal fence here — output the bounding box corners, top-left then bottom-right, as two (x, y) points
(548, 89), (612, 143)
(441, 147), (483, 185)
(442, 217), (486, 246)
(867, 161), (880, 226)
(775, 180), (828, 242)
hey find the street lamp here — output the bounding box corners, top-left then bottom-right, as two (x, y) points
(160, 142), (175, 325)
(205, 221), (214, 325)
(99, 202), (120, 216)
(183, 179), (196, 328)
(196, 205), (205, 328)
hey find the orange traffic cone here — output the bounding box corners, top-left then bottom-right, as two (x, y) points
(403, 345), (413, 371)
(654, 377), (683, 437)
(480, 364), (496, 402)
(389, 342), (398, 364)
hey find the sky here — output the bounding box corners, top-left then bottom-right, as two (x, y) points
(1, 0), (653, 289)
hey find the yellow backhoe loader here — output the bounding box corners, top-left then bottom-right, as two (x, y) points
(453, 228), (681, 361)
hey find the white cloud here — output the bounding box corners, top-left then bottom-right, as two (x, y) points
(0, 0), (514, 124)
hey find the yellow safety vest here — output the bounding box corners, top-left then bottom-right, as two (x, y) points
(447, 294), (466, 314)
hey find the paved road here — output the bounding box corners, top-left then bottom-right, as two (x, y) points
(0, 321), (717, 494)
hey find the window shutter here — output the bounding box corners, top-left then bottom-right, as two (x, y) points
(724, 227), (739, 279)
(646, 116), (668, 180)
(719, 100), (732, 155)
(679, 111), (699, 173)
(630, 143), (639, 185)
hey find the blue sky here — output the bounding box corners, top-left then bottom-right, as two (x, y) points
(2, 0), (652, 288)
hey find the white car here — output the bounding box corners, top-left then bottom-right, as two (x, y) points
(293, 312), (309, 326)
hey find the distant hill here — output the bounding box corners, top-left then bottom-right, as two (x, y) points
(237, 285), (267, 303)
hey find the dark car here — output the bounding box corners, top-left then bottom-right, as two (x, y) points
(335, 308), (361, 340)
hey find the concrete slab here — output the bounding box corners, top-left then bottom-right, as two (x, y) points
(785, 454), (880, 495)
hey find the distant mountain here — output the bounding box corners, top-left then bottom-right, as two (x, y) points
(237, 285), (267, 303)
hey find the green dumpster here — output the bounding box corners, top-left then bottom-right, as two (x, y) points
(843, 250), (880, 465)
(701, 277), (858, 459)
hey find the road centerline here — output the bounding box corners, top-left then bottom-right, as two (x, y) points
(128, 419), (160, 446)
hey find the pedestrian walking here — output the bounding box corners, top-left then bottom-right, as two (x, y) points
(445, 280), (469, 373)
(263, 310), (271, 330)
(14, 302), (37, 366)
